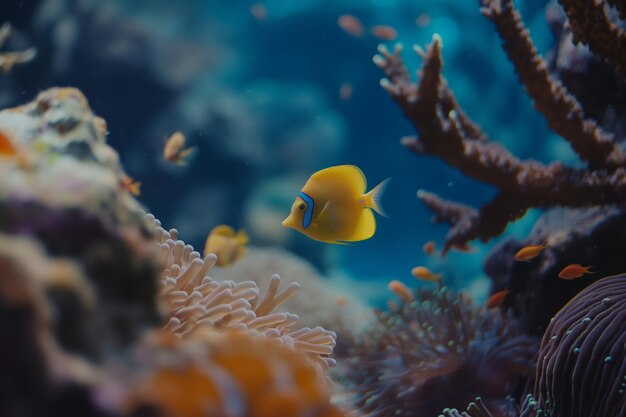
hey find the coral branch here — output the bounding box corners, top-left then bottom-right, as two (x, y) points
(558, 0), (626, 79)
(376, 34), (626, 251)
(481, 0), (625, 172)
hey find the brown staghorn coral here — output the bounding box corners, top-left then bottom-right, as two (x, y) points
(530, 273), (626, 417)
(147, 213), (337, 375)
(557, 0), (626, 79)
(374, 0), (626, 253)
(125, 329), (344, 417)
(344, 283), (537, 417)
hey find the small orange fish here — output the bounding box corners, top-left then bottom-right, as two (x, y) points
(250, 3), (268, 21)
(514, 243), (545, 262)
(204, 225), (249, 267)
(370, 25), (398, 41)
(411, 266), (441, 282)
(388, 280), (414, 303)
(163, 131), (196, 166)
(422, 240), (436, 255)
(415, 13), (431, 28)
(339, 82), (353, 101)
(121, 175), (141, 196)
(338, 14), (364, 38)
(0, 131), (18, 156)
(486, 288), (511, 309)
(450, 242), (476, 253)
(558, 263), (597, 280)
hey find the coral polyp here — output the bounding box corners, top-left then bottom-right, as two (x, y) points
(345, 284), (536, 417)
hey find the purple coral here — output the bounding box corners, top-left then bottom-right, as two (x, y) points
(531, 273), (626, 417)
(345, 285), (537, 417)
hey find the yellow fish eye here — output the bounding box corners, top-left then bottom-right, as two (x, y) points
(298, 203), (306, 210)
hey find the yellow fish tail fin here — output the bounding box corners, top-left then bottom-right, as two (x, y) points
(345, 209), (376, 242)
(365, 177), (390, 217)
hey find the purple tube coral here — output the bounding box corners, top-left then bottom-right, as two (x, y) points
(345, 284), (537, 417)
(532, 273), (626, 417)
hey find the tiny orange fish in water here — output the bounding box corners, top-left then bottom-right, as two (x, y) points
(514, 243), (545, 262)
(486, 288), (511, 309)
(163, 131), (196, 166)
(121, 175), (141, 196)
(388, 280), (414, 303)
(415, 13), (431, 28)
(370, 25), (398, 41)
(338, 14), (364, 38)
(411, 266), (441, 282)
(204, 225), (249, 267)
(339, 82), (353, 101)
(250, 3), (268, 21)
(282, 165), (389, 244)
(422, 240), (436, 255)
(0, 131), (18, 156)
(558, 263), (597, 280)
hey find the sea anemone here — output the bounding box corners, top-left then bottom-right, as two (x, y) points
(531, 273), (626, 417)
(148, 214), (337, 374)
(345, 283), (537, 417)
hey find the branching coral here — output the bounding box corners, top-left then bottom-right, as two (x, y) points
(0, 23), (36, 72)
(374, 0), (626, 252)
(557, 0), (626, 79)
(148, 214), (337, 375)
(531, 273), (626, 417)
(345, 283), (537, 417)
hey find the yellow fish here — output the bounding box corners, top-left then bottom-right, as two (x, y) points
(281, 165), (389, 244)
(203, 225), (249, 267)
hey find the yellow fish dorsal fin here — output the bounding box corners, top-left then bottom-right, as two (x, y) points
(310, 165), (367, 194)
(365, 177), (391, 217)
(212, 225), (236, 237)
(344, 209), (376, 242)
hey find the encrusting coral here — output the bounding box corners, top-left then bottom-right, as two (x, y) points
(344, 281), (537, 417)
(374, 0), (626, 253)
